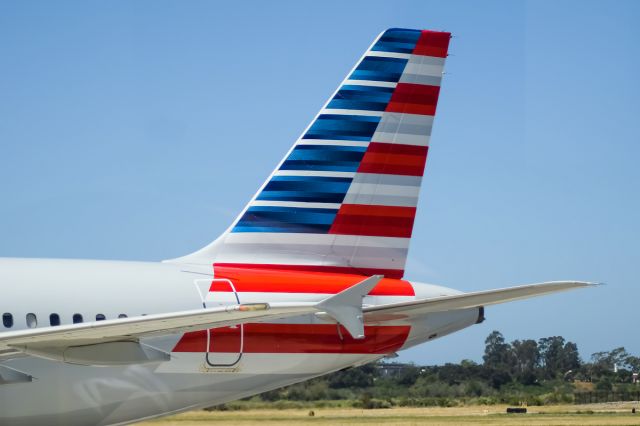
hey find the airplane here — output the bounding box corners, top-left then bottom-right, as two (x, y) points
(0, 28), (593, 425)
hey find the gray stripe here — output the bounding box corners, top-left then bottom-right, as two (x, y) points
(400, 73), (442, 86)
(375, 113), (433, 136)
(352, 173), (422, 186)
(381, 112), (434, 126)
(342, 192), (418, 207)
(376, 120), (432, 136)
(409, 55), (445, 67)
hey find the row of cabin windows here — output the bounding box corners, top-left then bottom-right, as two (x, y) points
(2, 312), (129, 329)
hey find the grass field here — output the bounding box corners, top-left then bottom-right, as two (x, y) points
(137, 403), (640, 425)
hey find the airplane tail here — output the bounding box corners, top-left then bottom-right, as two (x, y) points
(171, 28), (451, 279)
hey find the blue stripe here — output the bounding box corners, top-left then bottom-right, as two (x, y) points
(233, 206), (338, 234)
(349, 57), (408, 83)
(280, 145), (366, 172)
(327, 85), (394, 111)
(303, 114), (380, 141)
(258, 191), (346, 203)
(257, 176), (352, 203)
(372, 29), (421, 54)
(233, 225), (330, 233)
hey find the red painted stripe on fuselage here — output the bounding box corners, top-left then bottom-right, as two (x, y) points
(212, 264), (414, 295)
(173, 323), (410, 354)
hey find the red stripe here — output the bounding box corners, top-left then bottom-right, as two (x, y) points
(173, 324), (410, 354)
(329, 204), (417, 238)
(386, 83), (440, 116)
(212, 264), (413, 294)
(365, 142), (428, 156)
(357, 143), (428, 176)
(412, 30), (451, 58)
(332, 204), (417, 217)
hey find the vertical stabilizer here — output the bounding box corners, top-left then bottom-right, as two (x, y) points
(170, 29), (451, 279)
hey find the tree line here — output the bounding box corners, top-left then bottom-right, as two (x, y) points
(481, 331), (638, 390)
(213, 330), (639, 409)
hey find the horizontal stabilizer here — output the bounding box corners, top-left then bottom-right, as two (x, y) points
(316, 275), (382, 339)
(364, 281), (596, 318)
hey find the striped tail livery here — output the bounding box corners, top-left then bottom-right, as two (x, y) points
(175, 29), (451, 279)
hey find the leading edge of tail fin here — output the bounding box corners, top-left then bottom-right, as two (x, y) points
(169, 28), (451, 279)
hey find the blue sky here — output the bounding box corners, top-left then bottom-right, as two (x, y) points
(1, 1), (638, 365)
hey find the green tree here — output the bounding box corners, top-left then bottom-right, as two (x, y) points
(538, 336), (580, 379)
(561, 342), (581, 375)
(591, 348), (630, 370)
(483, 331), (513, 369)
(437, 362), (480, 385)
(328, 364), (376, 389)
(394, 364), (421, 386)
(483, 331), (514, 388)
(511, 339), (539, 384)
(626, 355), (640, 372)
(538, 336), (565, 378)
(608, 347), (631, 370)
(591, 348), (630, 372)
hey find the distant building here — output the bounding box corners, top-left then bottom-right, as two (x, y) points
(376, 363), (412, 378)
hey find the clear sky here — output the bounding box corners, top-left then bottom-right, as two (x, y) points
(1, 0), (638, 365)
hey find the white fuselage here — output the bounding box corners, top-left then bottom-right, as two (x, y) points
(0, 258), (480, 425)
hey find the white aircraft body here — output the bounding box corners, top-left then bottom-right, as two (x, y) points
(0, 28), (592, 425)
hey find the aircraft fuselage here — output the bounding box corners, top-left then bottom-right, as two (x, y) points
(0, 258), (480, 425)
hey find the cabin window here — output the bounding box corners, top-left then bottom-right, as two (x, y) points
(26, 313), (37, 328)
(96, 314), (106, 321)
(2, 313), (13, 328)
(73, 313), (83, 324)
(118, 314), (127, 319)
(50, 313), (61, 326)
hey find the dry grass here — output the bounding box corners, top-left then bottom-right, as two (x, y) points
(137, 403), (640, 425)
